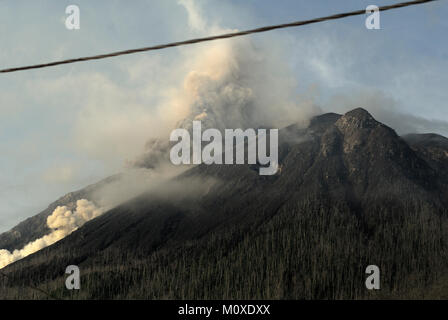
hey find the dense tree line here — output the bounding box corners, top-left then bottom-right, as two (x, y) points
(1, 197), (447, 299)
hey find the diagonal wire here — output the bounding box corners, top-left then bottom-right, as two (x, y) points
(0, 0), (439, 74)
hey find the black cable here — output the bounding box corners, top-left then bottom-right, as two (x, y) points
(0, 0), (439, 74)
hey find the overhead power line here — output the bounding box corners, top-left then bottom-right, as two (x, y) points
(0, 0), (439, 73)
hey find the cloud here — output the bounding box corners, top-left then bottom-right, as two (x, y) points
(28, 70), (181, 168)
(0, 199), (104, 269)
(132, 2), (319, 168)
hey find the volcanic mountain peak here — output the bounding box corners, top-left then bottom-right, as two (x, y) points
(331, 108), (390, 155)
(335, 107), (379, 131)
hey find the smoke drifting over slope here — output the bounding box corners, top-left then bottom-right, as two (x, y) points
(0, 199), (103, 269)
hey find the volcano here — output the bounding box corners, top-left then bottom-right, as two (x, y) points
(1, 108), (448, 299)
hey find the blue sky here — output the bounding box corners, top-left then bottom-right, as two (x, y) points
(0, 0), (447, 232)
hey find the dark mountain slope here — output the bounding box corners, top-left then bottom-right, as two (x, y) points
(404, 133), (448, 181)
(1, 108), (448, 299)
(0, 175), (120, 252)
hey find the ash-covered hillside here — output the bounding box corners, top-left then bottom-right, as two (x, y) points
(1, 108), (448, 299)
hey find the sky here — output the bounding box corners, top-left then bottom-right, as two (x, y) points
(0, 0), (447, 233)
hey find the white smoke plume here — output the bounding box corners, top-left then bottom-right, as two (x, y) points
(0, 166), (212, 269)
(0, 199), (103, 269)
(132, 3), (317, 168)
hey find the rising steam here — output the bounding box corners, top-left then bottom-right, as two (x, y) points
(132, 20), (317, 168)
(0, 199), (103, 269)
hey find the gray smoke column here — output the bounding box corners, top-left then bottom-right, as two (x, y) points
(132, 25), (317, 168)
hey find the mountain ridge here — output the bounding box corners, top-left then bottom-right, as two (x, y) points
(1, 108), (448, 299)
